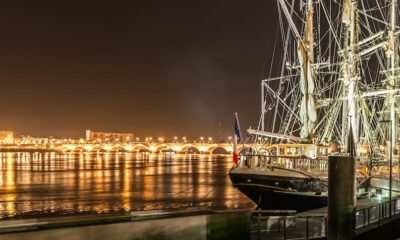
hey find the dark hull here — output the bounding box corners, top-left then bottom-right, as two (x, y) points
(229, 169), (327, 212)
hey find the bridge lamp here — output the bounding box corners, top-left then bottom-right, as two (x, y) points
(228, 136), (232, 143)
(136, 137), (140, 142)
(182, 137), (187, 143)
(200, 137), (204, 142)
(158, 137), (164, 143)
(174, 136), (178, 142)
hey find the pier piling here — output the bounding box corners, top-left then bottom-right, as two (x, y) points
(328, 156), (356, 240)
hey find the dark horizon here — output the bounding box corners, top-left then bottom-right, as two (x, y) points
(0, 1), (279, 139)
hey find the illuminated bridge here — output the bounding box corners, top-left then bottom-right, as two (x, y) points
(0, 142), (269, 154)
(58, 142), (267, 154)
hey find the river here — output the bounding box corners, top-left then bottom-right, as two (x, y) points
(0, 152), (254, 220)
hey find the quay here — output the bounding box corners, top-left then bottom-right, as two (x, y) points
(250, 195), (400, 240)
(0, 208), (250, 240)
(2, 197), (400, 240)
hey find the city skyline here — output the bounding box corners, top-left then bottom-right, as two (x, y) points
(0, 1), (278, 138)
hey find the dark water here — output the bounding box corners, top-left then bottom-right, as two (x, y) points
(0, 152), (254, 220)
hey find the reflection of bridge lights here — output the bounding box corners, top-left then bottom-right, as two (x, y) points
(104, 145), (112, 151)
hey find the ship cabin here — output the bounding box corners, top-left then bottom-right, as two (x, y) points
(267, 144), (330, 159)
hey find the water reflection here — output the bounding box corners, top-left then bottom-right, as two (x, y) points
(0, 152), (254, 220)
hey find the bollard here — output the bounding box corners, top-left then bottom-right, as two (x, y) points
(327, 156), (356, 240)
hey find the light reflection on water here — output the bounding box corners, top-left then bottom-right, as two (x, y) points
(0, 152), (254, 220)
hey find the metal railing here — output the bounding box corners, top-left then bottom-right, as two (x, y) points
(355, 198), (400, 228)
(251, 213), (327, 239)
(240, 155), (329, 173)
(251, 197), (400, 240)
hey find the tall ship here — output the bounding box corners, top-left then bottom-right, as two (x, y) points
(229, 0), (400, 211)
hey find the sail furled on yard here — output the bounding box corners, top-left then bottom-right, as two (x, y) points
(298, 0), (317, 139)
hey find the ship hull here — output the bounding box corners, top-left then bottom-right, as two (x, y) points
(229, 168), (328, 212)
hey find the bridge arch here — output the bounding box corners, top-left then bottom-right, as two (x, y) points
(73, 146), (86, 152)
(91, 145), (107, 152)
(111, 145), (127, 152)
(207, 146), (231, 154)
(154, 144), (173, 153)
(181, 145), (201, 154)
(132, 144), (150, 153)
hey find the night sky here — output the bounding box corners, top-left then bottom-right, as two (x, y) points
(0, 1), (279, 140)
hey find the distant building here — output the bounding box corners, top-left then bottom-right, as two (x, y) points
(85, 130), (134, 143)
(0, 131), (14, 144)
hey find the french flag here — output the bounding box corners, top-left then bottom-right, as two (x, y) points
(233, 113), (241, 164)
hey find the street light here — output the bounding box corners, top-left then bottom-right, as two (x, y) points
(200, 137), (204, 143)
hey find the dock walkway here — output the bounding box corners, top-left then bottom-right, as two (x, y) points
(251, 196), (400, 240)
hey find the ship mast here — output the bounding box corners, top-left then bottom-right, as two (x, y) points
(386, 0), (399, 160)
(341, 0), (359, 152)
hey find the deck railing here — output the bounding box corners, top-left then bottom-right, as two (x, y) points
(251, 197), (400, 240)
(240, 155), (329, 173)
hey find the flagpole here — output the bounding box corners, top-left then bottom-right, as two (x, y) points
(233, 113), (242, 165)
